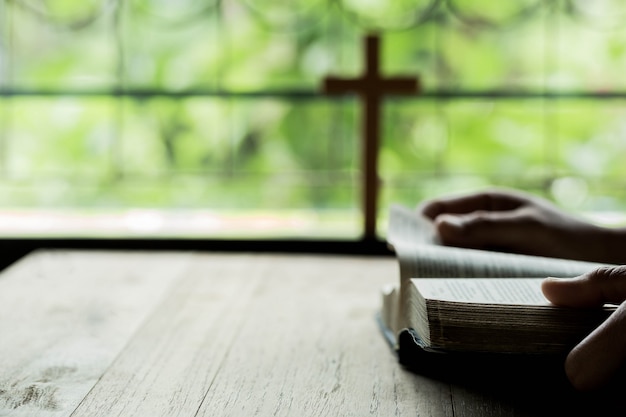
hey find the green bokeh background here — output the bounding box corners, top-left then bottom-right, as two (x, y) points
(2, 0), (626, 237)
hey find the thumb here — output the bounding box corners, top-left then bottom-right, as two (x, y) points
(542, 267), (626, 391)
(542, 266), (626, 308)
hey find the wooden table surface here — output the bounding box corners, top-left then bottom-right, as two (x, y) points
(0, 250), (621, 417)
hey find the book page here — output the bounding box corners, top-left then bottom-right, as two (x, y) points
(412, 278), (549, 305)
(383, 203), (613, 340)
(387, 204), (438, 250)
(388, 204), (608, 280)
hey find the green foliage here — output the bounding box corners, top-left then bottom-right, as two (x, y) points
(2, 0), (626, 237)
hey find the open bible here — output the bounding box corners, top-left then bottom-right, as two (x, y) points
(380, 204), (617, 385)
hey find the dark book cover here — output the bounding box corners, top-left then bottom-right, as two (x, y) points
(376, 313), (626, 416)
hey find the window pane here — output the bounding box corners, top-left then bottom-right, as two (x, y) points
(8, 1), (116, 89)
(2, 1), (626, 239)
(380, 98), (626, 230)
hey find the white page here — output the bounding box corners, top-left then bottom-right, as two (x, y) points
(413, 278), (550, 305)
(388, 204), (606, 280)
(383, 203), (612, 339)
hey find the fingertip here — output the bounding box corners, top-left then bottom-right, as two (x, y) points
(541, 275), (600, 307)
(542, 276), (561, 286)
(419, 201), (442, 220)
(436, 214), (464, 226)
(568, 305), (626, 392)
(564, 349), (592, 391)
(541, 276), (565, 303)
(435, 215), (466, 240)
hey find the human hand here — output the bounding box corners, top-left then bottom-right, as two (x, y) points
(542, 266), (626, 391)
(419, 189), (618, 263)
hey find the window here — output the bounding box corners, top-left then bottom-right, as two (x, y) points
(1, 1), (625, 242)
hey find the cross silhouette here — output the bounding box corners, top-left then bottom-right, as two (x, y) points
(323, 33), (420, 239)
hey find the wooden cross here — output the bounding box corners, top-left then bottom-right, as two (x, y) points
(323, 33), (420, 240)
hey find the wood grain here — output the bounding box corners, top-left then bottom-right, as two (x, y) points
(4, 250), (601, 417)
(71, 254), (271, 416)
(195, 255), (452, 417)
(0, 250), (191, 417)
(70, 253), (454, 417)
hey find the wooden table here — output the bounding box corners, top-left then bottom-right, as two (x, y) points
(0, 250), (622, 417)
